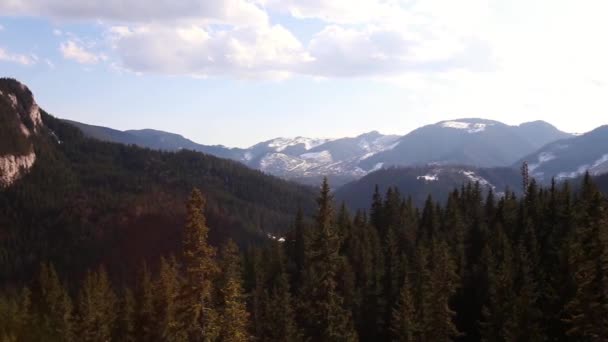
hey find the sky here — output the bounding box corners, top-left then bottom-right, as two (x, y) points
(1, 0), (608, 148)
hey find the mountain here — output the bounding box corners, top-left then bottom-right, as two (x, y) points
(360, 118), (572, 170)
(65, 120), (244, 160)
(246, 131), (400, 186)
(518, 125), (608, 182)
(68, 120), (401, 186)
(66, 118), (571, 187)
(335, 165), (522, 210)
(0, 78), (317, 281)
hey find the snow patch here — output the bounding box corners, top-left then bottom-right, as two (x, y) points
(556, 153), (608, 179)
(461, 170), (492, 187)
(370, 162), (384, 172)
(300, 150), (333, 163)
(528, 152), (556, 172)
(441, 121), (492, 133)
(417, 173), (438, 181)
(268, 137), (330, 152)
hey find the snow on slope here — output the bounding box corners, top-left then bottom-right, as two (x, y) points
(556, 153), (608, 179)
(441, 121), (494, 133)
(267, 137), (331, 152)
(300, 150), (333, 163)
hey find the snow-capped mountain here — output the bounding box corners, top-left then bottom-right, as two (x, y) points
(518, 125), (608, 182)
(243, 131), (400, 185)
(360, 118), (571, 170)
(64, 117), (579, 186)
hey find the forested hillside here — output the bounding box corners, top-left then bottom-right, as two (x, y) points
(2, 172), (608, 341)
(0, 79), (316, 285)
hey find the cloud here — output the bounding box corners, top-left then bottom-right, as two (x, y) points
(0, 0), (268, 26)
(109, 23), (310, 79)
(60, 40), (100, 64)
(300, 25), (493, 78)
(53, 28), (62, 36)
(0, 24), (4, 31)
(257, 0), (403, 24)
(0, 47), (37, 65)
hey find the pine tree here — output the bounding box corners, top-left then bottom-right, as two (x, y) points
(179, 188), (220, 341)
(120, 287), (137, 342)
(426, 239), (460, 341)
(293, 207), (307, 287)
(390, 269), (417, 342)
(564, 175), (608, 340)
(218, 240), (249, 342)
(263, 242), (300, 342)
(77, 266), (117, 342)
(299, 178), (358, 341)
(480, 226), (516, 342)
(157, 255), (185, 342)
(136, 262), (157, 341)
(38, 262), (75, 342)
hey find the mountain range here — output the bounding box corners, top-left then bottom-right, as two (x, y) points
(67, 117), (587, 186)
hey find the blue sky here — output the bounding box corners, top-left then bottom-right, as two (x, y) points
(1, 0), (608, 148)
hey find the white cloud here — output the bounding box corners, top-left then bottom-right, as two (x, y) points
(257, 0), (403, 24)
(0, 47), (37, 65)
(60, 40), (100, 64)
(53, 28), (62, 36)
(0, 0), (268, 26)
(109, 23), (310, 79)
(0, 24), (4, 31)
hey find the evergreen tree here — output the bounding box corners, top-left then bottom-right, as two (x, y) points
(136, 262), (157, 341)
(564, 175), (608, 340)
(299, 178), (358, 341)
(157, 256), (185, 342)
(390, 269), (417, 342)
(77, 266), (117, 342)
(178, 188), (220, 341)
(38, 262), (75, 342)
(263, 242), (300, 342)
(120, 287), (137, 342)
(218, 240), (249, 342)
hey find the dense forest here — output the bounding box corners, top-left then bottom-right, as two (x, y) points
(2, 171), (608, 341)
(0, 104), (316, 285)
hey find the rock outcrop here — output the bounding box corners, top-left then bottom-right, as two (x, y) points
(0, 78), (43, 187)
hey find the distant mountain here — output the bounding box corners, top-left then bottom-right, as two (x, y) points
(246, 131), (400, 186)
(67, 120), (401, 186)
(360, 118), (572, 170)
(335, 165), (522, 210)
(518, 125), (608, 182)
(66, 118), (572, 187)
(64, 120), (244, 160)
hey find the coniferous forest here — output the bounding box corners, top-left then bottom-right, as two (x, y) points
(1, 171), (608, 341)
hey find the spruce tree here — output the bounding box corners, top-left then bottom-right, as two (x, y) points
(218, 240), (249, 342)
(38, 262), (75, 342)
(77, 266), (117, 342)
(157, 256), (185, 342)
(120, 287), (137, 342)
(390, 269), (417, 342)
(264, 242), (300, 342)
(136, 262), (157, 341)
(299, 178), (358, 341)
(179, 188), (220, 341)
